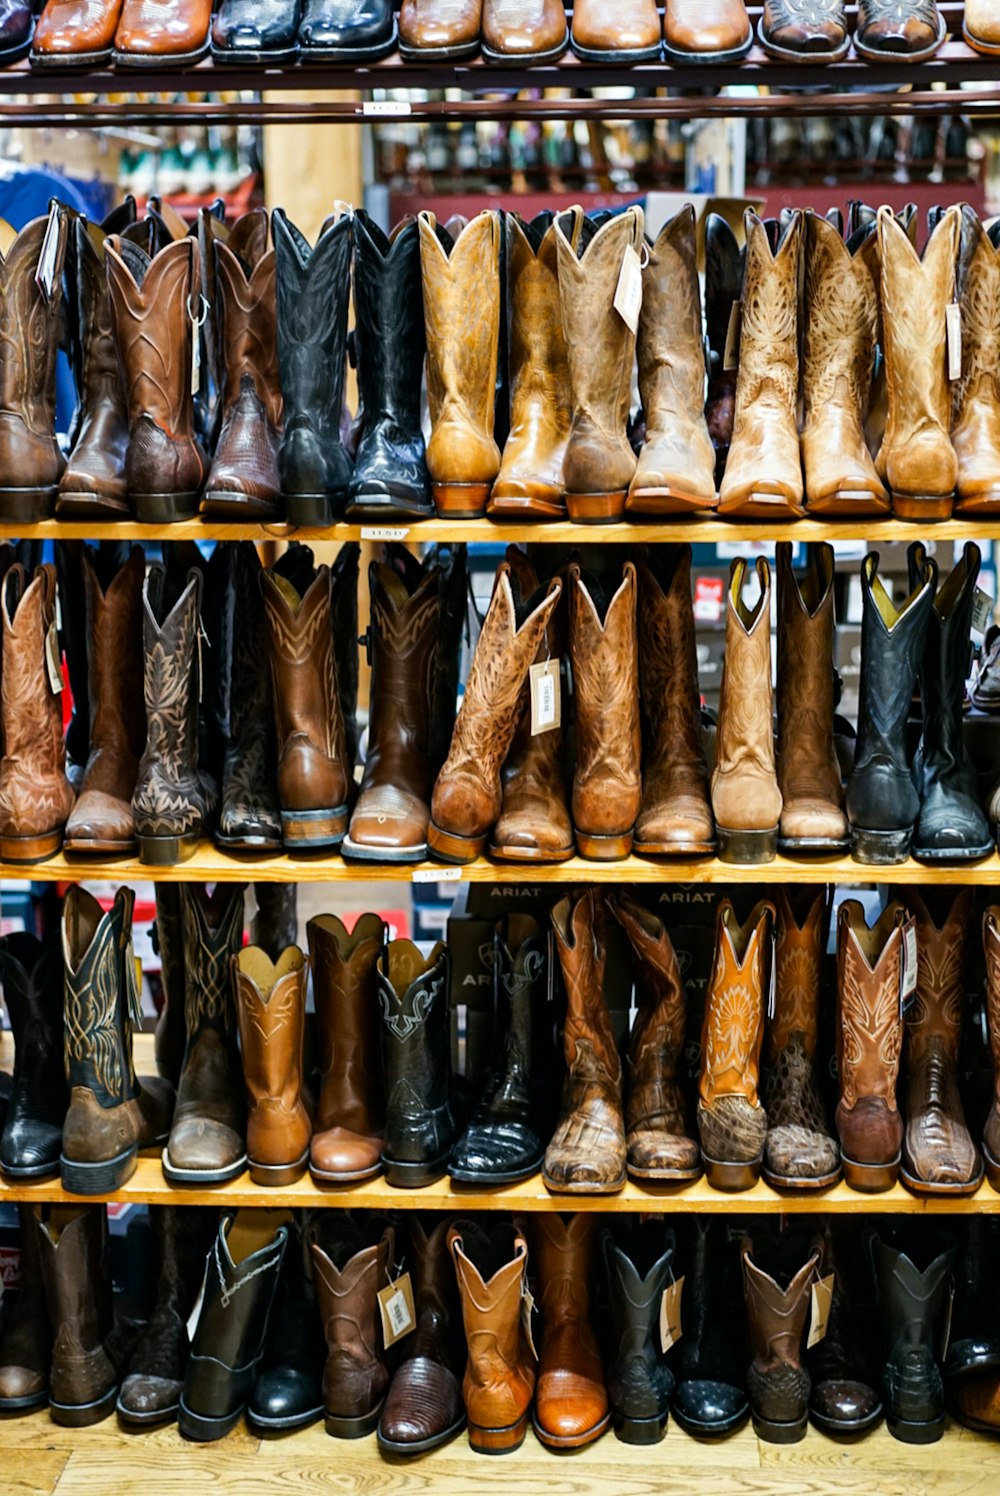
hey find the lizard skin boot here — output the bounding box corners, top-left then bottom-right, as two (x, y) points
(835, 898), (906, 1191)
(698, 899), (775, 1190)
(217, 542), (282, 852)
(233, 945), (310, 1187)
(953, 205), (1000, 513)
(449, 1219), (535, 1454)
(868, 1226), (956, 1444)
(0, 930), (67, 1179)
(603, 1222), (675, 1444)
(0, 1204), (52, 1410)
(532, 1213), (610, 1451)
(742, 1232), (820, 1443)
(312, 1219), (394, 1438)
(983, 905), (1000, 1189)
(704, 213), (743, 483)
(542, 889), (626, 1195)
(378, 938), (455, 1187)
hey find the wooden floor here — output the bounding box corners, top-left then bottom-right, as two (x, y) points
(5, 1409), (1000, 1496)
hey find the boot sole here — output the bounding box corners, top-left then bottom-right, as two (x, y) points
(343, 496), (434, 522)
(50, 1387), (117, 1427)
(627, 1162), (703, 1182)
(468, 1414), (528, 1454)
(248, 1151), (309, 1187)
(486, 494), (567, 520)
(132, 493), (200, 523)
(889, 492), (953, 521)
(633, 839), (716, 857)
(810, 1405), (883, 1438)
(281, 807), (348, 850)
(0, 1157), (60, 1180)
(64, 838), (136, 856)
(382, 1154), (450, 1188)
(885, 1412), (945, 1443)
(199, 492), (282, 521)
(911, 842), (994, 863)
(571, 36), (662, 61)
(284, 494), (347, 527)
(210, 43), (300, 62)
(55, 493), (131, 518)
(613, 1410), (668, 1444)
(965, 21), (1000, 53)
(763, 1165), (842, 1191)
(161, 1148), (248, 1185)
(533, 1410), (611, 1450)
(427, 822), (486, 863)
(215, 832), (283, 853)
(625, 487), (718, 515)
(61, 1145), (137, 1194)
(377, 1411), (466, 1455)
(776, 836), (849, 854)
(849, 826), (913, 865)
(753, 1411), (808, 1444)
(716, 826), (777, 864)
(541, 1170), (626, 1195)
(138, 833), (200, 866)
(899, 1160), (984, 1197)
(116, 1398), (179, 1429)
(310, 1163), (383, 1184)
(701, 1153), (762, 1192)
(565, 491), (627, 523)
(298, 26), (397, 62)
(341, 836), (427, 863)
(325, 1400), (383, 1439)
(112, 42), (210, 66)
(0, 488), (55, 521)
(178, 1397), (244, 1442)
(488, 841), (575, 863)
(661, 34), (753, 63)
(247, 1403), (323, 1431)
(0, 1389), (48, 1411)
(433, 482), (491, 518)
(841, 1152), (900, 1192)
(0, 830), (63, 864)
(480, 37), (567, 63)
(397, 39), (479, 59)
(575, 829), (634, 861)
(449, 1160), (542, 1185)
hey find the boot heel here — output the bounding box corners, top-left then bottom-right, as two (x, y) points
(702, 1153), (762, 1192)
(574, 828), (633, 861)
(60, 1145), (137, 1195)
(468, 1415), (527, 1454)
(427, 822), (486, 863)
(0, 830), (63, 864)
(433, 482), (490, 518)
(324, 1402), (383, 1439)
(716, 825), (777, 864)
(565, 491), (626, 524)
(890, 494), (953, 522)
(886, 1412), (945, 1444)
(382, 1154), (450, 1188)
(841, 1153), (899, 1193)
(752, 1411), (808, 1444)
(138, 833), (200, 866)
(985, 1147), (1000, 1192)
(280, 807), (347, 850)
(133, 492), (200, 523)
(247, 1152), (309, 1187)
(614, 1410), (668, 1444)
(178, 1397), (244, 1443)
(285, 494), (338, 527)
(0, 487), (55, 522)
(850, 826), (912, 865)
(49, 1386), (117, 1428)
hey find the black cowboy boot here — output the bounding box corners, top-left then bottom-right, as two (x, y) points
(0, 930), (67, 1179)
(378, 939), (456, 1187)
(603, 1221), (675, 1445)
(671, 1218), (750, 1437)
(868, 1224), (956, 1444)
(808, 1220), (882, 1436)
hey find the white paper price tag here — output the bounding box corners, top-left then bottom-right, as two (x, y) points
(613, 244), (643, 335)
(807, 1274), (835, 1349)
(723, 299), (741, 371)
(973, 587), (995, 636)
(412, 866), (462, 884)
(900, 917), (918, 1010)
(361, 526), (411, 543)
(529, 659), (561, 736)
(377, 1272), (416, 1347)
(362, 100), (412, 117)
(659, 1275), (684, 1352)
(45, 623), (64, 694)
(947, 303), (962, 382)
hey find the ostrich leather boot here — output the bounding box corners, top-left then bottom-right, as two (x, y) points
(762, 889), (840, 1189)
(532, 1213), (610, 1450)
(835, 899), (906, 1191)
(0, 932), (67, 1179)
(711, 557), (782, 864)
(429, 561), (561, 863)
(568, 561), (641, 861)
(698, 899), (774, 1191)
(742, 1235), (820, 1444)
(233, 945), (311, 1187)
(984, 906), (1000, 1189)
(704, 213), (743, 479)
(628, 206), (717, 515)
(776, 542), (848, 852)
(311, 1221), (394, 1438)
(901, 889), (982, 1195)
(718, 211), (804, 519)
(542, 889), (626, 1194)
(608, 891), (700, 1181)
(633, 545), (714, 856)
(953, 206), (1000, 513)
(449, 1220), (536, 1454)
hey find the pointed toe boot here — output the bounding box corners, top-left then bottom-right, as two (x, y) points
(0, 1205), (52, 1410)
(532, 1214), (610, 1450)
(742, 1234), (819, 1444)
(234, 945), (311, 1187)
(869, 1227), (956, 1444)
(0, 931), (67, 1179)
(449, 1220), (535, 1454)
(379, 938), (455, 1186)
(603, 1224), (675, 1445)
(217, 543), (282, 852)
(312, 1220), (393, 1438)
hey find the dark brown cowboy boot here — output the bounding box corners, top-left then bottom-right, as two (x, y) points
(152, 884), (185, 1086)
(742, 1232), (820, 1443)
(0, 1204), (52, 1410)
(312, 1220), (394, 1438)
(217, 543), (282, 852)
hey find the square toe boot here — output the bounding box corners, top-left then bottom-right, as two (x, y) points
(0, 1205), (52, 1410)
(868, 1227), (956, 1444)
(603, 1223), (675, 1445)
(449, 1220), (535, 1454)
(481, 0), (567, 60)
(742, 1234), (819, 1444)
(806, 1220), (883, 1437)
(246, 1217), (325, 1433)
(532, 1214), (610, 1451)
(37, 1205), (126, 1427)
(571, 0), (661, 59)
(0, 931), (68, 1180)
(953, 206), (1000, 513)
(663, 0), (752, 59)
(759, 0), (849, 57)
(312, 1220), (394, 1438)
(398, 0), (482, 59)
(670, 1219), (750, 1437)
(378, 939), (455, 1186)
(855, 0), (946, 59)
(965, 0), (1000, 49)
(233, 945), (311, 1187)
(112, 0), (212, 62)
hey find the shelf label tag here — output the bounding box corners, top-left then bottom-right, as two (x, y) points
(807, 1273), (835, 1349)
(723, 300), (741, 371)
(973, 587), (995, 637)
(363, 100), (412, 118)
(45, 623), (63, 694)
(900, 917), (918, 1013)
(530, 659), (561, 736)
(947, 303), (962, 382)
(613, 244), (643, 335)
(378, 1272), (416, 1348)
(521, 1282), (538, 1360)
(660, 1275), (684, 1352)
(412, 866), (463, 884)
(361, 526), (410, 543)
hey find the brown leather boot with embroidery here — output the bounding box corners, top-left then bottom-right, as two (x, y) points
(982, 904), (1000, 1189)
(953, 205), (1000, 515)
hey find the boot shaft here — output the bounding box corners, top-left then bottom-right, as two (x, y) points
(214, 233), (281, 429)
(604, 1228), (674, 1363)
(0, 930), (66, 1102)
(0, 210), (67, 427)
(364, 554), (442, 779)
(494, 547), (566, 786)
(81, 545), (146, 779)
(716, 557), (776, 778)
(312, 1226), (392, 1366)
(555, 207), (641, 433)
(742, 1242), (818, 1370)
(776, 542), (839, 791)
(420, 210), (500, 438)
(853, 551), (936, 769)
(2, 563), (66, 771)
(62, 885), (139, 1107)
(406, 1215), (462, 1365)
(869, 1231), (955, 1364)
(699, 899), (774, 1107)
(985, 908), (1000, 1096)
(36, 1206), (112, 1351)
(954, 206), (1000, 424)
(732, 211), (800, 420)
(506, 211), (572, 429)
(532, 1212), (596, 1324)
(233, 946), (307, 1108)
(191, 1212), (288, 1367)
(637, 205), (707, 425)
(353, 212), (425, 432)
(635, 545), (705, 770)
(835, 899), (906, 1107)
(569, 562), (640, 780)
(909, 540), (980, 760)
(378, 940), (450, 1111)
(179, 882), (245, 1045)
(905, 889), (970, 1058)
(73, 218), (127, 416)
(878, 206), (959, 441)
(139, 565), (203, 781)
(551, 889), (621, 1086)
(449, 1221), (533, 1400)
(105, 236), (198, 434)
(261, 564), (347, 769)
(802, 211), (879, 422)
(273, 209), (350, 431)
(768, 888), (825, 1060)
(308, 911), (384, 1134)
(609, 892), (687, 1093)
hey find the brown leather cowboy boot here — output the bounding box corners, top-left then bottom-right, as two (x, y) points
(312, 1220), (394, 1438)
(983, 904), (1000, 1189)
(63, 546), (146, 856)
(542, 889), (626, 1194)
(633, 545), (714, 856)
(0, 1204), (51, 1410)
(448, 1219), (535, 1455)
(742, 1234), (820, 1443)
(429, 560), (561, 863)
(216, 542), (282, 852)
(835, 898), (906, 1192)
(776, 542), (848, 853)
(901, 889), (982, 1196)
(569, 561), (641, 861)
(0, 564), (75, 863)
(233, 944), (311, 1187)
(953, 205), (1000, 514)
(532, 1213), (610, 1450)
(628, 206), (717, 515)
(763, 889), (840, 1189)
(307, 912), (385, 1184)
(608, 891), (700, 1181)
(698, 899), (774, 1191)
(711, 557), (782, 864)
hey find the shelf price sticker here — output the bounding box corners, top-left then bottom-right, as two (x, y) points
(807, 1274), (836, 1349)
(361, 526), (410, 543)
(412, 866), (463, 884)
(530, 659), (561, 735)
(378, 1271), (416, 1348)
(660, 1275), (684, 1352)
(362, 100), (413, 118)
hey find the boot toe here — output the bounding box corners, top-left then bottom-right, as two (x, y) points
(348, 787), (429, 855)
(65, 791), (135, 847)
(310, 1127), (382, 1179)
(812, 1378), (881, 1428)
(491, 808), (573, 858)
(167, 1115), (244, 1173)
(1, 1123), (62, 1175)
(118, 1374), (182, 1419)
(673, 1378), (748, 1431)
(219, 802), (282, 845)
(379, 1358), (463, 1446)
(635, 797), (714, 851)
(450, 1122), (538, 1178)
(536, 1373), (608, 1441)
(765, 1123), (839, 1181)
(250, 1368), (321, 1425)
(779, 798), (848, 845)
(628, 1128), (701, 1176)
(0, 1365), (46, 1403)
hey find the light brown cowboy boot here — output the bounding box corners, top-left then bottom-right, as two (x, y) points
(449, 1220), (536, 1454)
(233, 944), (311, 1187)
(953, 205), (1000, 514)
(531, 1213), (609, 1450)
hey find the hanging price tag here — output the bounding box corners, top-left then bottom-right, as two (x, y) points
(723, 300), (741, 371)
(186, 1256), (210, 1342)
(973, 587), (995, 636)
(659, 1275), (684, 1352)
(521, 1282), (538, 1360)
(946, 303), (962, 382)
(807, 1274), (835, 1349)
(941, 1284), (954, 1360)
(767, 933), (777, 1022)
(36, 205), (62, 301)
(377, 1272), (416, 1348)
(45, 623), (64, 694)
(899, 917), (918, 1014)
(529, 660), (561, 736)
(613, 243), (643, 335)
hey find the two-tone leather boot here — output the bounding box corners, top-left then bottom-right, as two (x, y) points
(543, 890), (626, 1194)
(347, 213), (431, 519)
(569, 561), (641, 860)
(760, 0), (849, 56)
(345, 545), (466, 862)
(776, 543), (848, 852)
(876, 205), (960, 520)
(742, 1231), (820, 1444)
(0, 564), (75, 863)
(449, 1219), (535, 1454)
(429, 559), (561, 862)
(378, 938), (455, 1186)
(532, 1213), (609, 1450)
(633, 546), (714, 856)
(217, 543), (282, 851)
(983, 905), (1000, 1188)
(901, 889), (982, 1195)
(953, 206), (1000, 513)
(420, 210), (501, 517)
(162, 883), (247, 1185)
(312, 1218), (394, 1438)
(0, 931), (67, 1179)
(628, 207), (716, 515)
(835, 899), (906, 1191)
(608, 892), (700, 1181)
(718, 211), (804, 519)
(711, 557), (781, 864)
(307, 912), (385, 1183)
(698, 899), (774, 1190)
(248, 1217), (325, 1432)
(807, 1220), (882, 1436)
(704, 213), (743, 481)
(0, 1205), (52, 1410)
(556, 207), (643, 522)
(233, 945), (310, 1186)
(671, 1218), (750, 1436)
(846, 549), (936, 864)
(63, 546), (146, 856)
(61, 886), (175, 1193)
(273, 208), (353, 525)
(603, 1222), (675, 1444)
(763, 889), (840, 1189)
(378, 1216), (466, 1454)
(868, 1226), (956, 1443)
(855, 0), (945, 56)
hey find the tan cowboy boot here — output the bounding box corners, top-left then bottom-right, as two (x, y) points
(449, 1220), (536, 1454)
(953, 206), (1000, 514)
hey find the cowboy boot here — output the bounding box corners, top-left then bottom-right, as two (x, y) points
(776, 543), (848, 852)
(162, 883), (247, 1185)
(233, 945), (311, 1186)
(846, 550), (936, 864)
(56, 539), (95, 789)
(0, 1205), (52, 1410)
(876, 205), (959, 519)
(449, 1219), (535, 1454)
(556, 206), (643, 522)
(247, 1215), (325, 1433)
(543, 889), (626, 1194)
(152, 885), (185, 1086)
(711, 557), (782, 864)
(217, 543), (282, 852)
(307, 912), (385, 1183)
(633, 546), (714, 856)
(602, 1223), (675, 1445)
(0, 564), (75, 863)
(532, 1213), (610, 1451)
(718, 211), (803, 518)
(132, 565), (216, 866)
(835, 899), (906, 1191)
(807, 1219), (882, 1437)
(63, 546), (146, 856)
(801, 212), (889, 515)
(262, 562), (350, 851)
(901, 889), (982, 1195)
(953, 206), (1000, 512)
(868, 1227), (956, 1444)
(61, 886), (175, 1194)
(273, 207), (353, 525)
(608, 891), (700, 1182)
(628, 206), (716, 514)
(569, 561), (641, 860)
(419, 210), (500, 517)
(0, 930), (67, 1179)
(762, 889), (840, 1189)
(983, 906), (1000, 1188)
(742, 1232), (820, 1444)
(429, 560), (561, 863)
(671, 1218), (750, 1437)
(378, 938), (455, 1186)
(312, 1219), (394, 1438)
(855, 0), (945, 55)
(346, 212), (431, 519)
(698, 899), (774, 1191)
(704, 212), (743, 481)
(760, 0), (850, 56)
